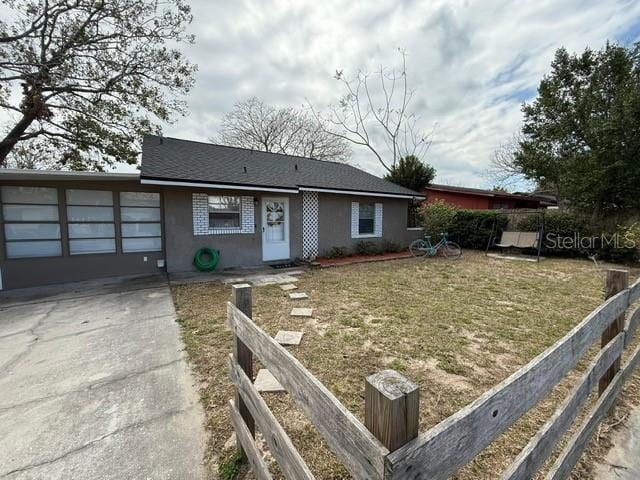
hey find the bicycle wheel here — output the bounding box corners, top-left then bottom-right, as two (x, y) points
(409, 239), (429, 257)
(441, 241), (462, 258)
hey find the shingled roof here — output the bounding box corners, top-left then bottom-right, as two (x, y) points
(140, 135), (422, 198)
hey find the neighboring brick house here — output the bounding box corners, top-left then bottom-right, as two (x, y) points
(0, 135), (424, 290)
(424, 184), (556, 210)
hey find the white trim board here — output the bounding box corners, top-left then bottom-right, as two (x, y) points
(141, 178), (422, 199)
(0, 169), (139, 181)
(299, 186), (423, 200)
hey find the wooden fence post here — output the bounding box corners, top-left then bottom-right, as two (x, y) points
(599, 269), (629, 397)
(365, 369), (420, 453)
(232, 283), (255, 456)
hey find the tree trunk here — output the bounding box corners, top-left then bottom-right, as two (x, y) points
(0, 112), (37, 166)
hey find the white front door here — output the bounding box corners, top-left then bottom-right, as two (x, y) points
(262, 197), (290, 261)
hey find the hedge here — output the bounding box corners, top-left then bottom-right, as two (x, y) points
(448, 210), (508, 250)
(421, 202), (639, 263)
(518, 211), (638, 262)
(421, 201), (508, 250)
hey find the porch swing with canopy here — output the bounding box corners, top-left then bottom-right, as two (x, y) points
(485, 209), (545, 262)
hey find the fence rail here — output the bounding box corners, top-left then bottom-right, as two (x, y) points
(228, 270), (640, 480)
(227, 284), (387, 480)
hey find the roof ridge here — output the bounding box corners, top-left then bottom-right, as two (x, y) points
(147, 134), (350, 166)
(142, 134), (421, 196)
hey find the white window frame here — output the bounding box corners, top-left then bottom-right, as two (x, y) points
(351, 201), (383, 239)
(66, 189), (116, 255)
(208, 195), (242, 232)
(1, 186), (62, 259)
(120, 192), (162, 253)
(192, 193), (255, 236)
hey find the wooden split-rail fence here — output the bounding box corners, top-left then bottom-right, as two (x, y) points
(227, 269), (640, 479)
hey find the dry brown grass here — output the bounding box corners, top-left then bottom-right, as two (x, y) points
(172, 250), (640, 479)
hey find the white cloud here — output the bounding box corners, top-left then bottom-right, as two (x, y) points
(162, 0), (640, 188)
(4, 0), (639, 186)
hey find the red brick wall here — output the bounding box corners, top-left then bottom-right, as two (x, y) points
(425, 190), (490, 209)
(425, 189), (541, 210)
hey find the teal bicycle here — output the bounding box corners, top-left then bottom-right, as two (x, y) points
(409, 233), (462, 259)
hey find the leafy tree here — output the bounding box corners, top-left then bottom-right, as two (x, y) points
(0, 0), (197, 170)
(514, 42), (640, 212)
(2, 140), (58, 169)
(384, 155), (435, 191)
(420, 199), (457, 238)
(216, 97), (351, 162)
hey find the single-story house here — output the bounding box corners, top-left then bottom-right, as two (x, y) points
(0, 135), (424, 290)
(424, 184), (556, 210)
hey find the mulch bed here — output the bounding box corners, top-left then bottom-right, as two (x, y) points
(314, 250), (412, 267)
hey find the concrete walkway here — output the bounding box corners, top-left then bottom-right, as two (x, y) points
(0, 276), (206, 479)
(594, 406), (640, 479)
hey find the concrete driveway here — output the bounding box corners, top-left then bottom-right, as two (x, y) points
(0, 276), (206, 479)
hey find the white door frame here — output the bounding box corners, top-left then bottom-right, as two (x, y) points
(261, 197), (290, 262)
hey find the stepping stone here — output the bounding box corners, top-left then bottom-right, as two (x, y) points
(289, 292), (309, 300)
(275, 330), (304, 346)
(290, 307), (313, 317)
(285, 269), (305, 276)
(254, 369), (285, 393)
(247, 274), (300, 286)
(280, 284), (297, 291)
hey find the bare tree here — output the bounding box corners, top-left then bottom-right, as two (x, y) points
(0, 0), (196, 170)
(215, 97), (351, 162)
(310, 49), (432, 173)
(486, 133), (533, 189)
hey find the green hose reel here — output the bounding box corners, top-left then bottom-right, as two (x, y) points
(193, 247), (220, 272)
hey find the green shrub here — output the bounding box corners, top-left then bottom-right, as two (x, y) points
(622, 222), (640, 253)
(518, 211), (586, 240)
(422, 203), (639, 263)
(516, 211), (637, 262)
(327, 246), (348, 258)
(219, 451), (243, 480)
(421, 201), (509, 249)
(355, 240), (383, 256)
(597, 223), (638, 263)
(515, 211), (587, 257)
(448, 210), (508, 250)
(381, 239), (404, 253)
(420, 200), (457, 238)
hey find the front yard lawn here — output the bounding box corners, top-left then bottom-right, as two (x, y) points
(172, 251), (640, 479)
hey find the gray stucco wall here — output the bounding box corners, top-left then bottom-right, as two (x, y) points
(0, 179), (420, 289)
(0, 179), (165, 290)
(317, 193), (423, 256)
(162, 187), (303, 273)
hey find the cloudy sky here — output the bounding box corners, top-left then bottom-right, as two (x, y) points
(160, 0), (640, 188)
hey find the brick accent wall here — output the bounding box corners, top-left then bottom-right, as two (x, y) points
(192, 193), (254, 235)
(374, 202), (383, 237)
